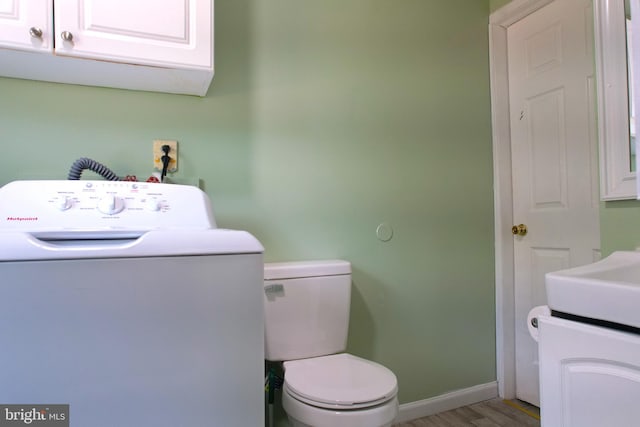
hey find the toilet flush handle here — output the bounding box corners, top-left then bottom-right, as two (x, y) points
(265, 284), (284, 300)
(265, 284), (284, 294)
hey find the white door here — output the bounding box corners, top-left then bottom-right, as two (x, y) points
(53, 0), (212, 69)
(507, 0), (601, 406)
(0, 0), (52, 52)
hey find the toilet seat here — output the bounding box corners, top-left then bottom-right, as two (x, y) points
(283, 353), (398, 410)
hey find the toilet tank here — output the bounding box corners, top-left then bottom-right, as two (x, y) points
(263, 260), (351, 361)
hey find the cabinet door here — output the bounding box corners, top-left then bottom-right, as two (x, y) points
(0, 0), (52, 52)
(53, 0), (212, 70)
(539, 316), (640, 427)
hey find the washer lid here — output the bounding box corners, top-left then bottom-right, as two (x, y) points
(283, 353), (397, 408)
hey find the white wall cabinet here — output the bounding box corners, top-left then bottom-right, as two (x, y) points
(0, 0), (53, 53)
(0, 0), (214, 96)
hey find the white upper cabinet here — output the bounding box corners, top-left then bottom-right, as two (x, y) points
(0, 0), (52, 52)
(54, 0), (212, 69)
(0, 0), (214, 96)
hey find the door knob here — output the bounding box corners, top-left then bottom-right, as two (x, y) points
(512, 224), (528, 236)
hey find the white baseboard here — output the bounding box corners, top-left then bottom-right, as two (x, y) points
(395, 381), (499, 423)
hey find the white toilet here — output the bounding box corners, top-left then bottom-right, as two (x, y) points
(264, 260), (399, 427)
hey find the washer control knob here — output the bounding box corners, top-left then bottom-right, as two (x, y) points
(97, 195), (125, 215)
(146, 199), (161, 212)
(56, 196), (72, 211)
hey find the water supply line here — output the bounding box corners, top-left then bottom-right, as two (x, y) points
(67, 157), (119, 181)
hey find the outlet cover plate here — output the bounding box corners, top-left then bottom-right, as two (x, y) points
(153, 140), (178, 172)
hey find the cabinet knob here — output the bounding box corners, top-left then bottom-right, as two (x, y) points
(29, 27), (43, 39)
(61, 31), (74, 42)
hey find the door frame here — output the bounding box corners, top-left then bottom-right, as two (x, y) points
(489, 0), (555, 399)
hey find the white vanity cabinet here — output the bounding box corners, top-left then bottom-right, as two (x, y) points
(0, 0), (214, 96)
(539, 315), (640, 426)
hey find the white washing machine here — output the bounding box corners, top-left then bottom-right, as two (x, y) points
(0, 180), (264, 427)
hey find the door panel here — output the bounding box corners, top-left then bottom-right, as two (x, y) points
(528, 88), (567, 208)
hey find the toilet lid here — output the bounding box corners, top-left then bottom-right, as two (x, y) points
(283, 353), (398, 409)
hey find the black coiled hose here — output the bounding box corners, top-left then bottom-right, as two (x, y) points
(67, 157), (119, 181)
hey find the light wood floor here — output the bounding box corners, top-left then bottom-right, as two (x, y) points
(393, 398), (540, 427)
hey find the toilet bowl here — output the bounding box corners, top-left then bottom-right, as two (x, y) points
(282, 353), (398, 427)
(263, 260), (399, 427)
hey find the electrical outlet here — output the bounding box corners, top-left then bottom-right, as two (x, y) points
(153, 140), (178, 173)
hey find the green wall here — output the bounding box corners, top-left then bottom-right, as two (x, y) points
(601, 200), (640, 255)
(0, 0), (495, 404)
(490, 0), (512, 12)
